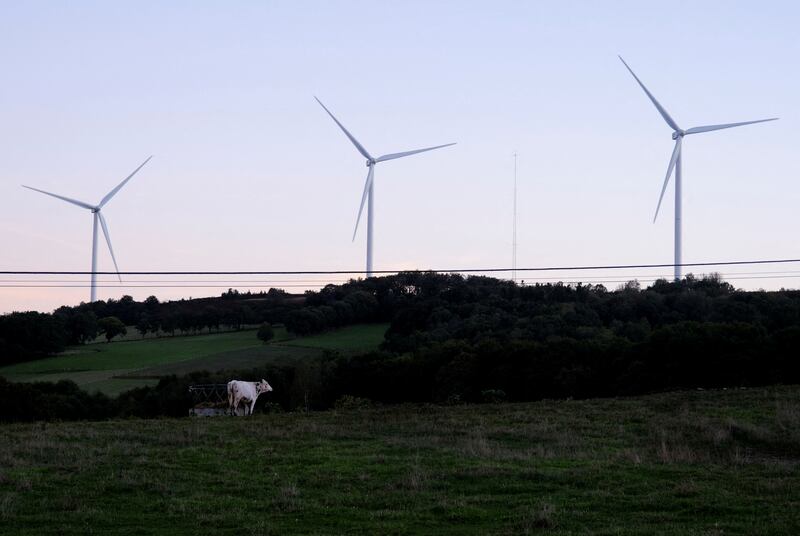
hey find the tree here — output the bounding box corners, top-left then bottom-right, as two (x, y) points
(0, 311), (68, 364)
(54, 306), (98, 344)
(285, 308), (327, 336)
(98, 317), (127, 343)
(135, 314), (153, 338)
(257, 322), (275, 343)
(159, 312), (178, 336)
(144, 295), (160, 315)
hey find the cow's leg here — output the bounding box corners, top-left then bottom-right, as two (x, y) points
(229, 384), (240, 416)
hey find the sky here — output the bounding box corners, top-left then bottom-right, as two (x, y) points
(1, 1), (799, 313)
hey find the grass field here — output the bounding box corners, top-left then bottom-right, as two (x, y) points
(277, 323), (389, 354)
(0, 386), (798, 535)
(83, 324), (265, 345)
(120, 344), (321, 379)
(0, 324), (388, 396)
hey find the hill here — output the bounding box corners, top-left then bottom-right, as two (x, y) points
(0, 385), (797, 534)
(3, 271), (800, 403)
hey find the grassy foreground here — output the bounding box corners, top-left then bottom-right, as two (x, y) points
(1, 386), (799, 535)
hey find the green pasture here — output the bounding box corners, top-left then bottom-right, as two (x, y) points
(82, 324), (265, 345)
(0, 386), (798, 534)
(0, 324), (388, 396)
(120, 344), (320, 379)
(276, 322), (388, 353)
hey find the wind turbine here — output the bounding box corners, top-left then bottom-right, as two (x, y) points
(315, 97), (455, 278)
(619, 56), (778, 281)
(22, 156), (152, 302)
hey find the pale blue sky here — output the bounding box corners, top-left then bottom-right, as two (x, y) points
(1, 1), (798, 312)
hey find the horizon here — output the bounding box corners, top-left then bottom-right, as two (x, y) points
(2, 1), (798, 313)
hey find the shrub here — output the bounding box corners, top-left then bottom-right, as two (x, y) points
(257, 322), (275, 343)
(481, 389), (507, 403)
(334, 395), (373, 410)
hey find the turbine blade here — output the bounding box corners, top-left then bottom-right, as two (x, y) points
(97, 211), (122, 282)
(654, 138), (682, 223)
(684, 118), (779, 135)
(98, 156), (152, 208)
(618, 56), (681, 132)
(21, 185), (94, 210)
(314, 97), (373, 161)
(376, 143), (457, 163)
(352, 165), (375, 241)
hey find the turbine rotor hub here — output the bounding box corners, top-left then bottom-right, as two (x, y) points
(672, 130), (685, 140)
(366, 158), (375, 167)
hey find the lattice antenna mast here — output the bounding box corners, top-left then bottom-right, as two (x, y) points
(512, 152), (518, 284)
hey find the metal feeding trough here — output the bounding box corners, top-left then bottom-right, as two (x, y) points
(188, 384), (229, 417)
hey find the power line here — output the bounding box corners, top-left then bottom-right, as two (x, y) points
(0, 279), (355, 284)
(4, 272), (800, 289)
(0, 284), (325, 288)
(2, 257), (800, 276)
(6, 269), (800, 284)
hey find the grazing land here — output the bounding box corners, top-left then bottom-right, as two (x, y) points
(119, 344), (318, 380)
(0, 324), (388, 396)
(276, 323), (389, 354)
(82, 324), (265, 345)
(1, 386), (798, 535)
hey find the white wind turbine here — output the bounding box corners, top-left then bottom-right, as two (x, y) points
(315, 97), (456, 278)
(619, 56), (778, 281)
(22, 156), (152, 302)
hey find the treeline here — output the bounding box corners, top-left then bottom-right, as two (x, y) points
(287, 272), (800, 404)
(0, 288), (299, 366)
(361, 272), (800, 402)
(284, 291), (379, 335)
(3, 316), (798, 422)
(102, 300), (800, 414)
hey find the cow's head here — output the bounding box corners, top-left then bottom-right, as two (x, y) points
(257, 379), (273, 394)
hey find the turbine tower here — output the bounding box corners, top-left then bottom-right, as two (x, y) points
(619, 56), (777, 281)
(315, 97), (455, 278)
(23, 156), (152, 302)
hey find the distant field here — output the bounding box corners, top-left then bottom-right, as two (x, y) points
(83, 324), (264, 345)
(277, 323), (388, 354)
(0, 386), (798, 534)
(121, 344), (321, 379)
(2, 330), (263, 374)
(0, 324), (388, 396)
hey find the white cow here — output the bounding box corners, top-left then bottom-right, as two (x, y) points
(227, 379), (273, 416)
